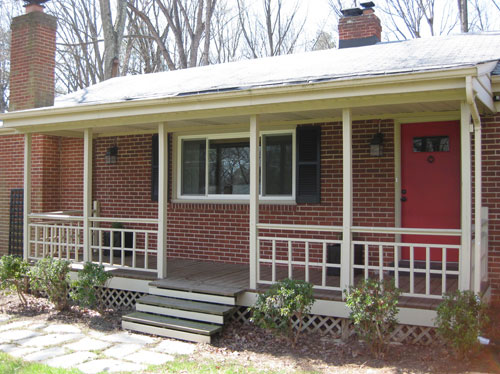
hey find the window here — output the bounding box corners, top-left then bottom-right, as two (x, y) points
(176, 131), (295, 200)
(153, 126), (321, 203)
(413, 136), (449, 152)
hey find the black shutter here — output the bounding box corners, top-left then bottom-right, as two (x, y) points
(296, 126), (321, 204)
(152, 134), (158, 201)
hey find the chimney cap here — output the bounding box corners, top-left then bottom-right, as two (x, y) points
(23, 0), (50, 5)
(361, 2), (375, 9)
(341, 8), (363, 17)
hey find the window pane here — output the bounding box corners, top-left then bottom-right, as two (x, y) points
(209, 138), (250, 195)
(264, 134), (292, 195)
(182, 140), (206, 195)
(413, 136), (449, 152)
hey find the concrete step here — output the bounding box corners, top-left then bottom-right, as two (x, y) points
(136, 295), (235, 324)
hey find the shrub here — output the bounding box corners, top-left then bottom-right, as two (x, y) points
(435, 290), (489, 358)
(345, 278), (400, 358)
(29, 258), (71, 311)
(70, 262), (112, 310)
(251, 278), (315, 346)
(0, 255), (29, 306)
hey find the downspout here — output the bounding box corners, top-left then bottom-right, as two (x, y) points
(466, 76), (482, 293)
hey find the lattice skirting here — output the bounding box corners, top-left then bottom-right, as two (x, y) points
(230, 306), (439, 345)
(98, 288), (146, 310)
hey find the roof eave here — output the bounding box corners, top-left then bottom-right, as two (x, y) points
(0, 66), (481, 130)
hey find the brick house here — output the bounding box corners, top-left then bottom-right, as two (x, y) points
(1, 2), (500, 342)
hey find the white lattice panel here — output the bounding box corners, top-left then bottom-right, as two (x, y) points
(231, 306), (439, 345)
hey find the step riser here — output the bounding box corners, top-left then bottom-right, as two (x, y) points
(122, 321), (211, 344)
(136, 303), (225, 324)
(149, 287), (236, 305)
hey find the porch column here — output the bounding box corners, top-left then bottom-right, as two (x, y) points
(83, 128), (93, 263)
(341, 108), (353, 294)
(460, 102), (472, 290)
(23, 133), (32, 261)
(473, 115), (482, 293)
(157, 123), (168, 279)
(249, 115), (260, 290)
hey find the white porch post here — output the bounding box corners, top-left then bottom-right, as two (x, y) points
(473, 115), (483, 293)
(157, 123), (168, 279)
(83, 128), (93, 263)
(23, 133), (32, 261)
(341, 108), (353, 294)
(460, 102), (472, 290)
(249, 115), (260, 290)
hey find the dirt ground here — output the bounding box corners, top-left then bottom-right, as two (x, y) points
(1, 292), (499, 374)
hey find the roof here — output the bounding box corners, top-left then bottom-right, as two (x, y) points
(53, 32), (500, 109)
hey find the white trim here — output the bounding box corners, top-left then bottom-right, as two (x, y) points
(249, 115), (260, 290)
(175, 129), (296, 202)
(460, 102), (472, 290)
(83, 129), (93, 263)
(341, 109), (352, 294)
(157, 123), (168, 278)
(23, 134), (32, 261)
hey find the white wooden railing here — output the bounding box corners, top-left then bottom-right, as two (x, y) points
(28, 214), (84, 262)
(257, 224), (343, 291)
(89, 217), (158, 272)
(28, 213), (158, 273)
(257, 224), (463, 299)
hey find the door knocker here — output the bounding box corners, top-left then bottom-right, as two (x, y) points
(427, 155), (435, 163)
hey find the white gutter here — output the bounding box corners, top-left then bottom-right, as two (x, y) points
(467, 75), (483, 293)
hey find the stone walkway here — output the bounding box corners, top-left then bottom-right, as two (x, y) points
(0, 314), (196, 373)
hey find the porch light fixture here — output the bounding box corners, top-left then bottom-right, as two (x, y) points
(105, 146), (119, 164)
(370, 132), (384, 157)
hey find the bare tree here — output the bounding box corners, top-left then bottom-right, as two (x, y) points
(237, 0), (307, 58)
(100, 0), (128, 79)
(458, 0), (468, 32)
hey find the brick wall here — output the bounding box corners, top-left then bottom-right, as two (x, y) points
(338, 10), (381, 43)
(9, 11), (56, 111)
(481, 114), (500, 302)
(0, 135), (24, 255)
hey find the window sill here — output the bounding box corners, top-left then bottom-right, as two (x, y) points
(171, 198), (297, 206)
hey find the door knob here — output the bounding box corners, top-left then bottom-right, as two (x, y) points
(401, 196), (407, 202)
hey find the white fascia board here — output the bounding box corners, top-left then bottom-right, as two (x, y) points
(0, 67), (477, 131)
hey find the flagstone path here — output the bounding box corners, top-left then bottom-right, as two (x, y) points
(0, 314), (196, 373)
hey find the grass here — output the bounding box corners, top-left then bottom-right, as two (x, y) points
(0, 353), (81, 374)
(0, 352), (307, 374)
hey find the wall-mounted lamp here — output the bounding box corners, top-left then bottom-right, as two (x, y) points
(105, 146), (119, 164)
(370, 132), (384, 157)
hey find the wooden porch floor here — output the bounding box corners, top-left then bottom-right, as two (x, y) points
(107, 258), (455, 310)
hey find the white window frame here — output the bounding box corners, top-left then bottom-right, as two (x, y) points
(175, 129), (296, 202)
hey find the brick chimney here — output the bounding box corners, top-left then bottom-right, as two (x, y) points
(338, 2), (381, 49)
(9, 2), (57, 111)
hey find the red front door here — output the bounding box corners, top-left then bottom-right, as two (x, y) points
(401, 121), (460, 262)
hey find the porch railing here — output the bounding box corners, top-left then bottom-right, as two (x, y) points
(28, 213), (158, 273)
(352, 227), (461, 299)
(257, 223), (463, 299)
(89, 217), (158, 272)
(28, 214), (84, 262)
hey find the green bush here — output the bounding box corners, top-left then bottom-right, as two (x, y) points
(29, 258), (71, 311)
(345, 278), (400, 358)
(435, 290), (489, 358)
(250, 278), (315, 346)
(70, 262), (112, 310)
(0, 255), (29, 306)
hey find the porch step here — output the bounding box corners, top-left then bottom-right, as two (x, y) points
(122, 286), (238, 343)
(148, 285), (237, 305)
(135, 295), (235, 324)
(122, 312), (221, 344)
